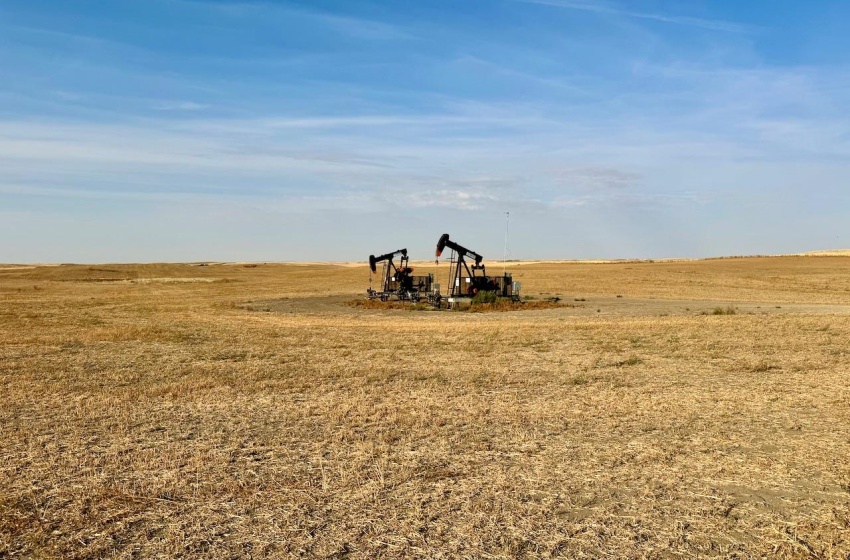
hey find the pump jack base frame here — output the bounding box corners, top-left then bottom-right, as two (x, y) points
(367, 288), (442, 307)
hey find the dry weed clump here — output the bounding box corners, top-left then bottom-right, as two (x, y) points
(346, 299), (435, 311)
(463, 299), (567, 312)
(1, 259), (850, 558)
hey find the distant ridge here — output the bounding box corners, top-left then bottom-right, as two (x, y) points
(799, 249), (850, 256)
(4, 251), (850, 267)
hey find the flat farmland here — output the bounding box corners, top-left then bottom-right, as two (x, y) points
(2, 257), (850, 558)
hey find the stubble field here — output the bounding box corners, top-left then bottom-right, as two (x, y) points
(1, 256), (850, 558)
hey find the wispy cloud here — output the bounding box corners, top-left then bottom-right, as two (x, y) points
(153, 101), (210, 111)
(554, 166), (640, 189)
(399, 189), (498, 211)
(0, 183), (204, 202)
(315, 12), (415, 41)
(173, 0), (414, 40)
(519, 0), (755, 33)
(552, 191), (707, 208)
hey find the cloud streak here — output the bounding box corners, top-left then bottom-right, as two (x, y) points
(519, 0), (755, 33)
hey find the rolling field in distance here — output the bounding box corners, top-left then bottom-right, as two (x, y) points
(2, 256), (850, 558)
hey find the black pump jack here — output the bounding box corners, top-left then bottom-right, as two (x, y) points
(367, 248), (435, 302)
(369, 248), (412, 296)
(435, 233), (515, 299)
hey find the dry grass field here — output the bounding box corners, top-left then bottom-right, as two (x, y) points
(2, 256), (850, 558)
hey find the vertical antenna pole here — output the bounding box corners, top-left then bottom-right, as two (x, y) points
(503, 211), (510, 275)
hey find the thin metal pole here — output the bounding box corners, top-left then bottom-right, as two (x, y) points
(503, 211), (510, 275)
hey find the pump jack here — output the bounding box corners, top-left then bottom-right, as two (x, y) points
(367, 248), (437, 303)
(435, 233), (518, 302)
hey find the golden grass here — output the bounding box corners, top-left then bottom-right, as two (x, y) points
(2, 258), (850, 558)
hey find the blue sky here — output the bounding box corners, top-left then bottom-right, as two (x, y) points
(2, 0), (849, 262)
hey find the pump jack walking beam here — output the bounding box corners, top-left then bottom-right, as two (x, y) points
(436, 234), (483, 266)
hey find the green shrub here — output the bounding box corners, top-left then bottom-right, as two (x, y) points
(470, 291), (498, 305)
